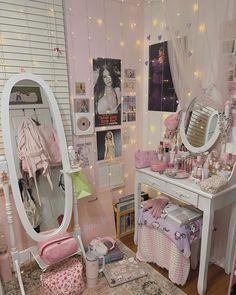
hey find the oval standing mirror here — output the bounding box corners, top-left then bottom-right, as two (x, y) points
(180, 98), (220, 153)
(1, 73), (73, 242)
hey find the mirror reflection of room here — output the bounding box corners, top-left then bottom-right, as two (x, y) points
(9, 79), (65, 233)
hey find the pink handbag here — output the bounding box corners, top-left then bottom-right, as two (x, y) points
(38, 232), (78, 265)
(135, 150), (157, 169)
(40, 257), (85, 295)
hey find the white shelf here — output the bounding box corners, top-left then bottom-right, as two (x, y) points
(60, 166), (82, 174)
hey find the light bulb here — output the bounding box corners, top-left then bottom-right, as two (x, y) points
(150, 125), (156, 133)
(198, 24), (206, 33)
(97, 19), (103, 26)
(130, 23), (137, 29)
(136, 40), (141, 45)
(152, 19), (158, 26)
(120, 41), (125, 47)
(193, 3), (199, 12)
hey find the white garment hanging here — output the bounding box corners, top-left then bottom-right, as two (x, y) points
(18, 117), (53, 205)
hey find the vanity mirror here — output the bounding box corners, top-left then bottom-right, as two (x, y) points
(1, 73), (73, 242)
(180, 98), (220, 153)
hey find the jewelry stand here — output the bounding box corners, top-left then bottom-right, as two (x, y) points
(0, 156), (86, 295)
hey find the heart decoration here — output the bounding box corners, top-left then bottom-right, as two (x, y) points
(147, 34), (151, 40)
(145, 61), (149, 66)
(187, 50), (193, 57)
(158, 35), (162, 41)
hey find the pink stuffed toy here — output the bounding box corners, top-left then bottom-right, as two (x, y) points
(164, 114), (179, 140)
(143, 196), (169, 219)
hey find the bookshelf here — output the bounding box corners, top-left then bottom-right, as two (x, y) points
(113, 192), (148, 239)
(113, 206), (135, 239)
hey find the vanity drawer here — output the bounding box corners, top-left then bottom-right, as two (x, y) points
(166, 184), (198, 206)
(142, 176), (166, 192)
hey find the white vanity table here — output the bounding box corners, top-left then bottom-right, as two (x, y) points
(134, 166), (236, 295)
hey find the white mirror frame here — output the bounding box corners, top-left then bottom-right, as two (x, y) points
(1, 73), (73, 242)
(180, 110), (220, 153)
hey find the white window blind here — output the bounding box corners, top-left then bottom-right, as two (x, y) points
(0, 0), (72, 155)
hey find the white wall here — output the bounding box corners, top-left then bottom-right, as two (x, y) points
(64, 0), (144, 200)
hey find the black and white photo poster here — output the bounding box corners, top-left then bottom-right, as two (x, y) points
(93, 58), (121, 127)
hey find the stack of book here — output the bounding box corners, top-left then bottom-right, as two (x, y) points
(99, 241), (124, 265)
(164, 203), (203, 226)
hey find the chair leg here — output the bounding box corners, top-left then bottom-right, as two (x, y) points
(77, 235), (86, 261)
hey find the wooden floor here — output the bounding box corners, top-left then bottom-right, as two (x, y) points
(120, 234), (231, 295)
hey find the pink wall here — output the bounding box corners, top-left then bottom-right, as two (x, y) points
(64, 0), (144, 240)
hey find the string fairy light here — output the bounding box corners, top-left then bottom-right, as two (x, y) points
(192, 3), (199, 13)
(198, 23), (206, 33)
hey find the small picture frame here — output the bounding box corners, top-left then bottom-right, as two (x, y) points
(124, 69), (136, 79)
(74, 98), (90, 113)
(75, 82), (86, 96)
(10, 86), (43, 105)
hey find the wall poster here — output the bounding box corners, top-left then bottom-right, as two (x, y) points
(75, 82), (86, 96)
(96, 128), (121, 161)
(148, 41), (178, 112)
(74, 98), (90, 113)
(93, 58), (121, 127)
(123, 96), (136, 122)
(123, 68), (136, 95)
(74, 137), (94, 168)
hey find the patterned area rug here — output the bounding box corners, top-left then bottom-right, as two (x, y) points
(4, 240), (186, 295)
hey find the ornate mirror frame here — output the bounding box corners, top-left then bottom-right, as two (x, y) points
(180, 109), (220, 153)
(1, 73), (73, 241)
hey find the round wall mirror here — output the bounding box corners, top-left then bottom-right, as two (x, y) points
(180, 98), (220, 153)
(1, 73), (73, 242)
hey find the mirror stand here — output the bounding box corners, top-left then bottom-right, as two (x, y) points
(0, 156), (86, 295)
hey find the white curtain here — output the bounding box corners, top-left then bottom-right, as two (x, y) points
(162, 0), (236, 268)
(163, 0), (236, 112)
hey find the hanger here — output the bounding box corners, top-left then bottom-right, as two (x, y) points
(31, 108), (40, 126)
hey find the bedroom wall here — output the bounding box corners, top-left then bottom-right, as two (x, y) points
(64, 0), (144, 243)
